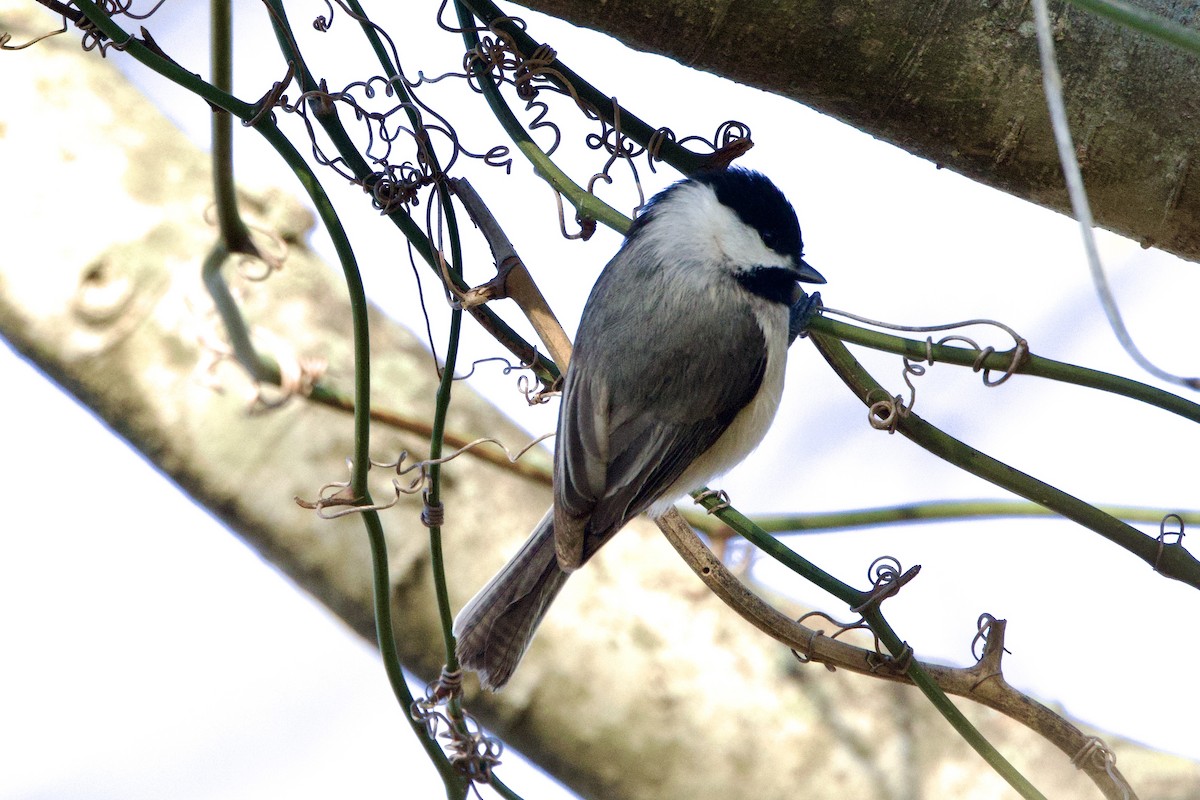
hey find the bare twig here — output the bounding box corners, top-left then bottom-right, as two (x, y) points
(449, 176), (573, 369)
(653, 510), (1137, 800)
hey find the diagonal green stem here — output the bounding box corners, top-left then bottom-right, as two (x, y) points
(808, 328), (1200, 589)
(259, 0), (558, 386)
(690, 493), (1047, 800)
(692, 490), (863, 605)
(455, 1), (632, 236)
(865, 611), (1049, 800)
(458, 0), (716, 174)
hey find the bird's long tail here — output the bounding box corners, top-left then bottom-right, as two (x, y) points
(453, 509), (568, 690)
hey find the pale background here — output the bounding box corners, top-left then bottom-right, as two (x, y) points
(2, 2), (1197, 798)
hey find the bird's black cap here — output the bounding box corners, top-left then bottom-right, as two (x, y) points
(694, 168), (801, 257)
(693, 167), (825, 284)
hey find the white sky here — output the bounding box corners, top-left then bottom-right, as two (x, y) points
(3, 1), (1199, 798)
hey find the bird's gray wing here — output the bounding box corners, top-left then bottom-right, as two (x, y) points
(554, 291), (768, 566)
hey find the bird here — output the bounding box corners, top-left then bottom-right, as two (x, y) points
(453, 167), (826, 690)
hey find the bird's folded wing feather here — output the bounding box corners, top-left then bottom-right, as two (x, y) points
(554, 298), (768, 565)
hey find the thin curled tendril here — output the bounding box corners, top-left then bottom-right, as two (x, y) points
(452, 354), (538, 381)
(312, 0), (335, 31)
(54, 0), (165, 54)
(411, 667), (503, 782)
(430, 3), (754, 228)
(112, 0), (170, 21)
(1, 17), (66, 49)
(1071, 736), (1130, 800)
(791, 555), (915, 670)
(1153, 512), (1187, 573)
(244, 0), (516, 213)
(792, 610), (881, 667)
(296, 433), (554, 519)
(261, 75), (512, 215)
(867, 555), (902, 587)
(823, 307), (1029, 421)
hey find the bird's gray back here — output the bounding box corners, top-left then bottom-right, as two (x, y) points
(554, 240), (769, 562)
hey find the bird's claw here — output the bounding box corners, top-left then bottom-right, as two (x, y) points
(789, 290), (823, 344)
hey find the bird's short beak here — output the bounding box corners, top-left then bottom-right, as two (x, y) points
(795, 258), (826, 285)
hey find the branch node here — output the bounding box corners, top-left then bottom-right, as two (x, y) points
(1071, 736), (1131, 800)
(411, 665), (503, 783)
(851, 557), (919, 617)
(866, 390), (908, 433)
(245, 61), (296, 127)
(421, 493), (446, 527)
(967, 614), (1010, 691)
(1155, 512), (1188, 573)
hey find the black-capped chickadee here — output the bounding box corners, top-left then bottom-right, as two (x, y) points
(454, 167), (826, 690)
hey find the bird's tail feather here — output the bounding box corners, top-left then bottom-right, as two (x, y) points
(454, 509), (568, 690)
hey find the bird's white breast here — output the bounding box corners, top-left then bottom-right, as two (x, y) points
(647, 300), (788, 516)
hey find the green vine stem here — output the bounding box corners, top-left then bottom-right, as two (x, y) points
(691, 492), (863, 603)
(807, 328), (1200, 589)
(679, 500), (1200, 537)
(488, 774), (525, 800)
(200, 0), (273, 383)
(427, 308), (466, 667)
(363, 508), (469, 800)
(67, 2), (251, 112)
(200, 246), (272, 381)
(454, 1), (632, 236)
(864, 611), (1050, 800)
(662, 502), (1053, 800)
(458, 0), (719, 175)
(208, 0), (256, 257)
(261, 3), (480, 786)
(66, 1), (465, 788)
(810, 315), (1200, 423)
(258, 0), (558, 387)
(425, 226), (469, 671)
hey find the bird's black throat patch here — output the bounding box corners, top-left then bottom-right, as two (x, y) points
(734, 266), (797, 306)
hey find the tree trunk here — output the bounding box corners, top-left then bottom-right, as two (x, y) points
(507, 0), (1200, 263)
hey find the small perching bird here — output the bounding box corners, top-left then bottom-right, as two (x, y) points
(454, 168), (825, 690)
